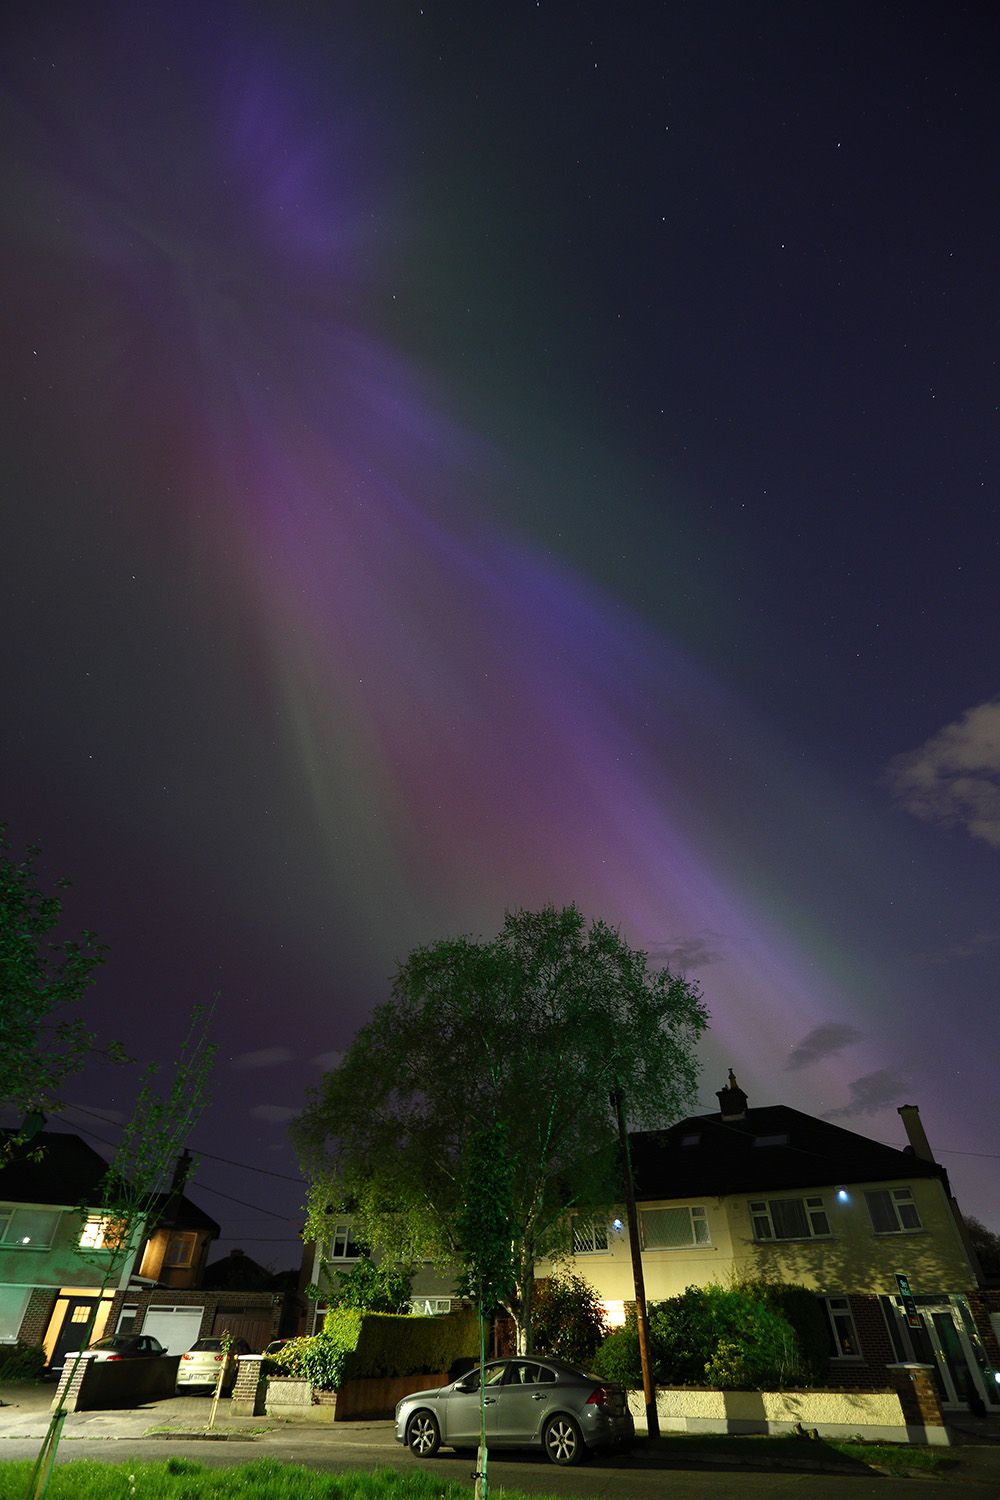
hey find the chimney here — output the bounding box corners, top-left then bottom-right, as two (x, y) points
(716, 1069), (749, 1121)
(171, 1149), (195, 1193)
(897, 1105), (935, 1163)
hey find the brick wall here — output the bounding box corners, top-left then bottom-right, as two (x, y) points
(106, 1287), (280, 1348)
(18, 1288), (58, 1348)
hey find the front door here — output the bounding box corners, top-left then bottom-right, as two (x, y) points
(891, 1298), (994, 1411)
(48, 1298), (99, 1373)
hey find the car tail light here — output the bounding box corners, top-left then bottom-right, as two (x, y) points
(586, 1386), (609, 1406)
(214, 1354), (225, 1362)
(106, 1355), (122, 1362)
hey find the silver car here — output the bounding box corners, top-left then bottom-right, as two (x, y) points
(394, 1357), (634, 1466)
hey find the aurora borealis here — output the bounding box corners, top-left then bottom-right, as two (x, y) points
(2, 1), (997, 1260)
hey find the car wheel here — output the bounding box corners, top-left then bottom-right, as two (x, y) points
(406, 1411), (441, 1458)
(543, 1414), (585, 1466)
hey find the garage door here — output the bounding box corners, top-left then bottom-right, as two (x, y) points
(141, 1306), (205, 1354)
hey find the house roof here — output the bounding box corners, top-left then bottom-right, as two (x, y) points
(0, 1129), (219, 1234)
(0, 1129), (111, 1206)
(629, 1105), (949, 1201)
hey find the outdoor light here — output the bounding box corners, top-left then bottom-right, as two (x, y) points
(611, 1218), (624, 1234)
(837, 1189), (849, 1202)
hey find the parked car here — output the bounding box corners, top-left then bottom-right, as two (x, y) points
(81, 1334), (166, 1362)
(394, 1357), (634, 1466)
(176, 1336), (251, 1392)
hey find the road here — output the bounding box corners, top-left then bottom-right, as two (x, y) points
(1, 1423), (995, 1498)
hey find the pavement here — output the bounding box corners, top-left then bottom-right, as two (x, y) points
(3, 1382), (1000, 1495)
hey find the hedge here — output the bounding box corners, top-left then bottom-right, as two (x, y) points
(349, 1310), (478, 1380)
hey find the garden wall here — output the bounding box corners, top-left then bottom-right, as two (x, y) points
(627, 1383), (950, 1445)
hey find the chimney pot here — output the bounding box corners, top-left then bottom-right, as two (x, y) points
(897, 1105), (935, 1163)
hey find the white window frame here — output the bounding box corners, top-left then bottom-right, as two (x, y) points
(640, 1205), (710, 1249)
(865, 1187), (922, 1235)
(572, 1219), (609, 1254)
(749, 1195), (831, 1241)
(823, 1296), (862, 1359)
(326, 1223), (361, 1260)
(0, 1207), (61, 1249)
(0, 1287), (32, 1343)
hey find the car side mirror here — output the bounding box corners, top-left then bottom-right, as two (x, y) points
(455, 1377), (475, 1393)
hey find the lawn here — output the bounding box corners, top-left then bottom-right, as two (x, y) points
(0, 1459), (555, 1500)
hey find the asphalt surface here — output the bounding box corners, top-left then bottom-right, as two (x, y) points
(2, 1385), (1000, 1498)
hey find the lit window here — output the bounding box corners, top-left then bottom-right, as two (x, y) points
(327, 1223), (361, 1260)
(823, 1296), (861, 1358)
(0, 1208), (60, 1249)
(865, 1188), (921, 1234)
(79, 1216), (127, 1251)
(750, 1196), (830, 1241)
(163, 1232), (197, 1268)
(640, 1206), (710, 1248)
(572, 1219), (609, 1254)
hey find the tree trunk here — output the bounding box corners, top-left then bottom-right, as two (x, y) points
(515, 1247), (535, 1355)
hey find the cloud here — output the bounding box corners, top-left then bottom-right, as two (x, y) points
(230, 1047), (295, 1071)
(249, 1105), (298, 1123)
(823, 1069), (907, 1120)
(886, 697), (1000, 848)
(648, 931), (723, 972)
(310, 1049), (344, 1070)
(917, 930), (1000, 966)
(784, 1022), (864, 1071)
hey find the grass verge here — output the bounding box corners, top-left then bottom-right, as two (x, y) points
(0, 1459), (559, 1500)
(650, 1431), (956, 1477)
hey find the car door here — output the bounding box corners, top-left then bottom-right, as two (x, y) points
(443, 1361), (507, 1444)
(493, 1361), (557, 1441)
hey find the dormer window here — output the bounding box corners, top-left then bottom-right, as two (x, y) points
(681, 1133), (701, 1147)
(753, 1133), (789, 1148)
(163, 1231), (197, 1268)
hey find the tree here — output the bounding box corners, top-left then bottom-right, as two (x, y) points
(294, 904), (708, 1353)
(533, 1271), (607, 1367)
(0, 824), (107, 1116)
(965, 1216), (1000, 1280)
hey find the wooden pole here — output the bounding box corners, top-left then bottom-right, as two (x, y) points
(611, 1087), (659, 1439)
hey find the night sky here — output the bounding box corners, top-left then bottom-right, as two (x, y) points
(2, 1), (998, 1269)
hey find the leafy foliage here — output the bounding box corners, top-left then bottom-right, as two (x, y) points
(965, 1216), (1000, 1278)
(455, 1122), (516, 1314)
(0, 824), (107, 1114)
(269, 1333), (353, 1391)
(294, 905), (707, 1350)
(593, 1283), (815, 1389)
(532, 1273), (607, 1367)
(324, 1255), (413, 1313)
(0, 1342), (46, 1380)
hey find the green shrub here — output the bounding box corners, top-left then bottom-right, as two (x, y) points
(592, 1283), (813, 1390)
(268, 1334), (352, 1390)
(533, 1273), (607, 1368)
(754, 1283), (830, 1384)
(0, 1342), (46, 1380)
(591, 1313), (641, 1386)
(328, 1256), (413, 1313)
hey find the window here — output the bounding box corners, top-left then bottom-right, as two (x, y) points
(640, 1206), (710, 1248)
(163, 1232), (197, 1268)
(327, 1223), (361, 1259)
(572, 1219), (608, 1253)
(79, 1216), (127, 1251)
(0, 1287), (31, 1343)
(823, 1297), (861, 1358)
(681, 1133), (701, 1147)
(750, 1196), (830, 1241)
(0, 1208), (60, 1249)
(753, 1133), (789, 1148)
(865, 1188), (921, 1234)
(117, 1305), (140, 1334)
(409, 1297), (453, 1315)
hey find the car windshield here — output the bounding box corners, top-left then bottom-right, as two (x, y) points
(189, 1339), (226, 1352)
(88, 1337), (133, 1350)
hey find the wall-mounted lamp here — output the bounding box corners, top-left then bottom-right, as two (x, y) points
(837, 1188), (850, 1203)
(611, 1218), (625, 1234)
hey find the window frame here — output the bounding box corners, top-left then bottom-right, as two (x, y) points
(823, 1296), (862, 1360)
(0, 1207), (61, 1250)
(571, 1218), (609, 1254)
(864, 1187), (922, 1235)
(749, 1195), (831, 1242)
(639, 1204), (711, 1250)
(162, 1230), (198, 1268)
(326, 1223), (361, 1260)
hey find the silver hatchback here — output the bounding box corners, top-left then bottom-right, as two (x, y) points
(394, 1357), (633, 1466)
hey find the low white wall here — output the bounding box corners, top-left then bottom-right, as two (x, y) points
(628, 1387), (950, 1446)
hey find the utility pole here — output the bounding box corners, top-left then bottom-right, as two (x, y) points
(610, 1087), (659, 1439)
